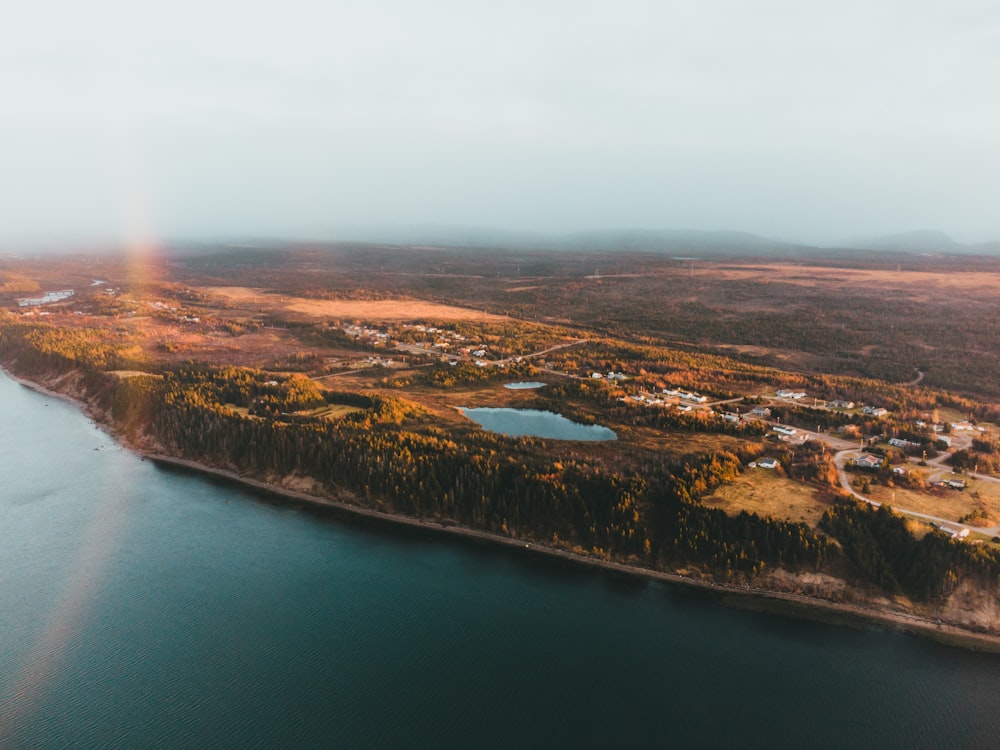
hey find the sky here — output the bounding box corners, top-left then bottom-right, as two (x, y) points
(1, 0), (998, 247)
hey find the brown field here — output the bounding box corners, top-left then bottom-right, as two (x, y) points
(297, 404), (364, 420)
(624, 427), (751, 457)
(706, 263), (1000, 294)
(867, 476), (1000, 525)
(702, 470), (834, 528)
(203, 287), (502, 322)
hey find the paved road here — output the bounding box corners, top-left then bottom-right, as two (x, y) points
(830, 449), (998, 535)
(758, 418), (998, 539)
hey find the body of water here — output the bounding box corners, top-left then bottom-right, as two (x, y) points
(503, 381), (546, 390)
(2, 371), (1000, 748)
(461, 407), (617, 441)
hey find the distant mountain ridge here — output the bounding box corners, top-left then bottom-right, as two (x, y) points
(310, 224), (1000, 257)
(311, 224), (810, 256)
(839, 230), (1000, 256)
(182, 224), (1000, 259)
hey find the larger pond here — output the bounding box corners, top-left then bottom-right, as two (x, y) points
(461, 407), (617, 441)
(3, 371), (1000, 748)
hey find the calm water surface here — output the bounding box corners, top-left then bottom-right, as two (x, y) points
(462, 407), (617, 441)
(1, 372), (999, 749)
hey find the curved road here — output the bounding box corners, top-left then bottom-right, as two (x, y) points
(763, 419), (998, 539)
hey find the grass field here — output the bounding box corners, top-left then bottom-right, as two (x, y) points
(301, 404), (363, 420)
(701, 469), (834, 528)
(866, 476), (1000, 526)
(203, 286), (502, 321)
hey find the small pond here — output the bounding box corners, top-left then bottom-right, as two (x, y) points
(503, 381), (546, 390)
(461, 407), (617, 441)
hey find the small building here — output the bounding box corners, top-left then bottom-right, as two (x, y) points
(750, 406), (772, 418)
(662, 388), (707, 403)
(773, 425), (797, 436)
(854, 454), (883, 469)
(862, 406), (888, 417)
(776, 389), (807, 400)
(828, 400), (856, 409)
(756, 458), (778, 469)
(888, 438), (918, 449)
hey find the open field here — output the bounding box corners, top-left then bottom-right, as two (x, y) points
(864, 474), (1000, 526)
(296, 404), (364, 420)
(701, 470), (835, 528)
(204, 286), (502, 321)
(702, 263), (1000, 295)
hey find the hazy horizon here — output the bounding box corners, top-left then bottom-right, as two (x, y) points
(2, 0), (998, 248)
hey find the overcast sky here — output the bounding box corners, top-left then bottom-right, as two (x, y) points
(1, 0), (998, 246)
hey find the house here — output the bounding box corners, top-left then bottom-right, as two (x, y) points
(662, 388), (707, 403)
(756, 458), (778, 469)
(951, 421), (975, 431)
(854, 454), (882, 469)
(828, 400), (856, 409)
(946, 479), (967, 490)
(773, 426), (797, 436)
(862, 406), (888, 417)
(892, 467), (907, 476)
(776, 389), (806, 400)
(722, 413), (740, 423)
(591, 372), (604, 379)
(888, 438), (918, 449)
(750, 406), (772, 418)
(932, 523), (970, 539)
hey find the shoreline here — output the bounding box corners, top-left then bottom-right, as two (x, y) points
(7, 365), (1000, 653)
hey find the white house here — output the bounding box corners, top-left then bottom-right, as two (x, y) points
(776, 389), (807, 400)
(862, 406), (888, 417)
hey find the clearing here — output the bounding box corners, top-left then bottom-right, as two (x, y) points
(203, 287), (502, 322)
